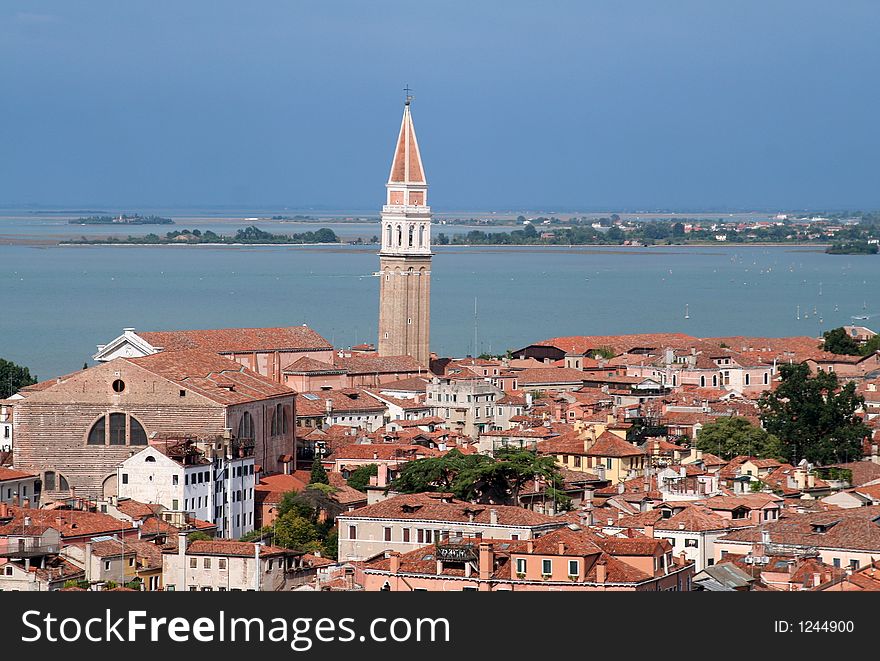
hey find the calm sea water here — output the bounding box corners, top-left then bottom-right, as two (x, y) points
(1, 235), (878, 381)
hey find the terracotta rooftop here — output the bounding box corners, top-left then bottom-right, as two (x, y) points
(337, 492), (559, 527)
(281, 356), (345, 374)
(125, 350), (294, 406)
(138, 325), (332, 353)
(585, 432), (645, 458)
(0, 506), (136, 539)
(0, 467), (37, 482)
(334, 354), (425, 374)
(514, 368), (589, 385)
(178, 540), (295, 557)
(718, 505), (880, 552)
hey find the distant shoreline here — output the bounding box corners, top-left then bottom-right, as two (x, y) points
(49, 241), (838, 249)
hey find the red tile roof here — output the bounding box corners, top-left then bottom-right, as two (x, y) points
(0, 507), (136, 539)
(138, 326), (332, 353)
(514, 368), (589, 385)
(718, 505), (880, 552)
(334, 354), (425, 374)
(585, 432), (645, 458)
(0, 467), (37, 482)
(125, 350), (294, 405)
(338, 492), (558, 527)
(178, 540), (294, 557)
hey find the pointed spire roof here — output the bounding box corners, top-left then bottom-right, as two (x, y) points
(388, 100), (426, 185)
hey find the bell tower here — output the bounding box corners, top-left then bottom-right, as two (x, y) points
(377, 93), (431, 365)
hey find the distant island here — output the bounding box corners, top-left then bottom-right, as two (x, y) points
(69, 214), (174, 225)
(432, 211), (880, 248)
(825, 240), (878, 255)
(64, 225), (339, 245)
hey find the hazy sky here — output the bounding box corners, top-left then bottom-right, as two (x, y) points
(1, 1), (878, 211)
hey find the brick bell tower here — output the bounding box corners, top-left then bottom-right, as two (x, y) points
(377, 92), (431, 365)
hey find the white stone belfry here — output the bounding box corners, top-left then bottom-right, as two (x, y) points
(377, 96), (432, 365)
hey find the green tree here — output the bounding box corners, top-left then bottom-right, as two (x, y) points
(277, 491), (313, 519)
(694, 417), (783, 460)
(322, 529), (339, 560)
(391, 449), (489, 494)
(187, 531), (213, 542)
(605, 227), (625, 242)
(861, 334), (880, 356)
(391, 448), (566, 506)
(299, 483), (344, 522)
(822, 327), (861, 355)
(310, 460), (330, 485)
(346, 464), (378, 492)
(0, 358), (37, 398)
(457, 448), (561, 504)
(759, 363), (869, 465)
(273, 512), (320, 550)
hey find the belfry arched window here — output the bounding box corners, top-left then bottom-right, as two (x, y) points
(408, 225), (414, 247)
(419, 224), (425, 247)
(396, 225), (402, 247)
(385, 224), (392, 246)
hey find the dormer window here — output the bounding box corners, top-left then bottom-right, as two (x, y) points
(810, 521), (839, 533)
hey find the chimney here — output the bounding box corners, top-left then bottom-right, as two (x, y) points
(85, 542), (93, 583)
(478, 543), (493, 581)
(178, 531), (188, 592)
(749, 509), (762, 524)
(595, 559), (606, 584)
(489, 509), (498, 525)
(388, 551), (401, 574)
(0, 503), (7, 518)
(557, 541), (566, 555)
(644, 524), (654, 538)
(813, 572), (822, 587)
(376, 464), (389, 488)
(526, 540), (534, 554)
(679, 551), (687, 566)
(22, 498), (30, 509)
(254, 543), (263, 591)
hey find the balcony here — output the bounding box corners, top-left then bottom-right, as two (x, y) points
(381, 205), (431, 215)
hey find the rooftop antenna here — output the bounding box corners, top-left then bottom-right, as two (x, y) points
(473, 297), (478, 362)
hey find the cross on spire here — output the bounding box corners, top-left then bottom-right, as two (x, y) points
(404, 84), (414, 105)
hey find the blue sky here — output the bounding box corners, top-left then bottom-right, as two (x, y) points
(1, 1), (878, 211)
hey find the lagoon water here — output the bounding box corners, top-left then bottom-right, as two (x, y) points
(2, 231), (878, 381)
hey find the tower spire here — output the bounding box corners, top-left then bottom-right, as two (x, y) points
(388, 94), (426, 185)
